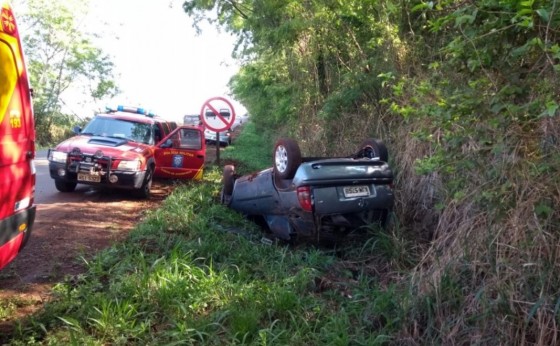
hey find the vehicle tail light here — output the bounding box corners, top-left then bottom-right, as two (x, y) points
(297, 186), (313, 212)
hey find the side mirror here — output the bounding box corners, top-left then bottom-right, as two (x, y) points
(160, 139), (173, 148)
(72, 125), (81, 134)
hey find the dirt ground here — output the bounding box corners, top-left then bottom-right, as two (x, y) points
(0, 144), (224, 336)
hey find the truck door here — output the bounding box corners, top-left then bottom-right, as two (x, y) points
(0, 1), (36, 269)
(153, 126), (206, 180)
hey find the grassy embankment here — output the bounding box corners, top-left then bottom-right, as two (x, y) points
(5, 122), (416, 345)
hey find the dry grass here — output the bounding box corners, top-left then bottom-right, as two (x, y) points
(395, 113), (560, 344)
(298, 101), (560, 344)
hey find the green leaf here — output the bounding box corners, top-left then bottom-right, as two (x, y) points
(517, 9), (534, 16)
(539, 101), (559, 118)
(455, 14), (476, 26)
(490, 103), (505, 114)
(549, 44), (560, 60)
(411, 3), (430, 12)
(536, 8), (550, 22)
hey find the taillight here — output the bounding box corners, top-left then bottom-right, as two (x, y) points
(297, 186), (313, 212)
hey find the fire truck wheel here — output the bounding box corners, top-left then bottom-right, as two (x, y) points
(135, 166), (153, 199)
(54, 180), (77, 193)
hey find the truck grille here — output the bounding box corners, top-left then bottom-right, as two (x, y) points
(67, 152), (112, 176)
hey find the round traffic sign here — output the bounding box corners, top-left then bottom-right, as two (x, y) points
(200, 97), (236, 132)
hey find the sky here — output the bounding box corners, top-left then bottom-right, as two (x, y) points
(80, 0), (246, 123)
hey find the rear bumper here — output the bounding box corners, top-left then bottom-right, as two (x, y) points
(313, 184), (394, 214)
(289, 207), (391, 239)
(0, 206), (36, 269)
(288, 184), (394, 240)
(49, 162), (147, 190)
(205, 133), (230, 144)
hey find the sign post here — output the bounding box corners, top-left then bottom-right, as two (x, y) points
(200, 97), (236, 165)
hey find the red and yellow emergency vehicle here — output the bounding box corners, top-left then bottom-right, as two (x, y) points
(0, 1), (36, 269)
(48, 106), (206, 198)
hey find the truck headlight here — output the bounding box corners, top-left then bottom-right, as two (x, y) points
(49, 150), (67, 163)
(117, 159), (140, 171)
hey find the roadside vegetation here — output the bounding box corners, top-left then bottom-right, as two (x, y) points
(221, 122), (273, 173)
(183, 1), (560, 344)
(6, 0), (558, 344)
(5, 124), (416, 344)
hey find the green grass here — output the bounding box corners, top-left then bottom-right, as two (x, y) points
(220, 122), (274, 173)
(4, 122), (418, 345)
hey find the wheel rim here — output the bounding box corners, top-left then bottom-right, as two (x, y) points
(275, 145), (288, 173)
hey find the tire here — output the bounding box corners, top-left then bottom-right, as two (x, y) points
(134, 166), (153, 199)
(55, 180), (77, 193)
(221, 165), (235, 205)
(359, 138), (389, 162)
(273, 138), (302, 179)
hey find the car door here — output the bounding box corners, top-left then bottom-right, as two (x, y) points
(153, 126), (206, 180)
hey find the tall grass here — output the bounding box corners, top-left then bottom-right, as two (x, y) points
(4, 123), (418, 345)
(10, 119), (554, 344)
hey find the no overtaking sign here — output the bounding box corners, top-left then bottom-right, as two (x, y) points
(200, 96), (236, 132)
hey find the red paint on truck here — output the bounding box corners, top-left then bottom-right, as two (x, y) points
(0, 1), (36, 269)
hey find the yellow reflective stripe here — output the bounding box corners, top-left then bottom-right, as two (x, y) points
(193, 168), (204, 180)
(0, 39), (18, 125)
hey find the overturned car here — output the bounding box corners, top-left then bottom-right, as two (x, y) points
(221, 138), (394, 243)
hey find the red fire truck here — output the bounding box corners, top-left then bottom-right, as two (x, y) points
(0, 1), (36, 269)
(48, 106), (206, 198)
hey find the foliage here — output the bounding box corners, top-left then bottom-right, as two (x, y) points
(14, 0), (118, 145)
(4, 160), (416, 344)
(182, 0), (560, 343)
(1, 0), (558, 343)
(220, 121), (273, 173)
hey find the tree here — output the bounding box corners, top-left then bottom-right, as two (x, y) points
(14, 0), (118, 145)
(183, 0), (402, 153)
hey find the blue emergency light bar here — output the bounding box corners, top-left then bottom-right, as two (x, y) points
(106, 105), (156, 117)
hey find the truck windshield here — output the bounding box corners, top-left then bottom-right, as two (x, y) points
(81, 117), (153, 144)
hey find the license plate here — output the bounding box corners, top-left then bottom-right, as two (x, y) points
(77, 173), (101, 183)
(343, 185), (370, 198)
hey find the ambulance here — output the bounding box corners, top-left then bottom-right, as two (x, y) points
(0, 1), (36, 269)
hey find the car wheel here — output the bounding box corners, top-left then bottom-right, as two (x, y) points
(135, 166), (153, 199)
(54, 180), (77, 193)
(221, 165), (235, 205)
(359, 138), (389, 162)
(273, 138), (302, 179)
